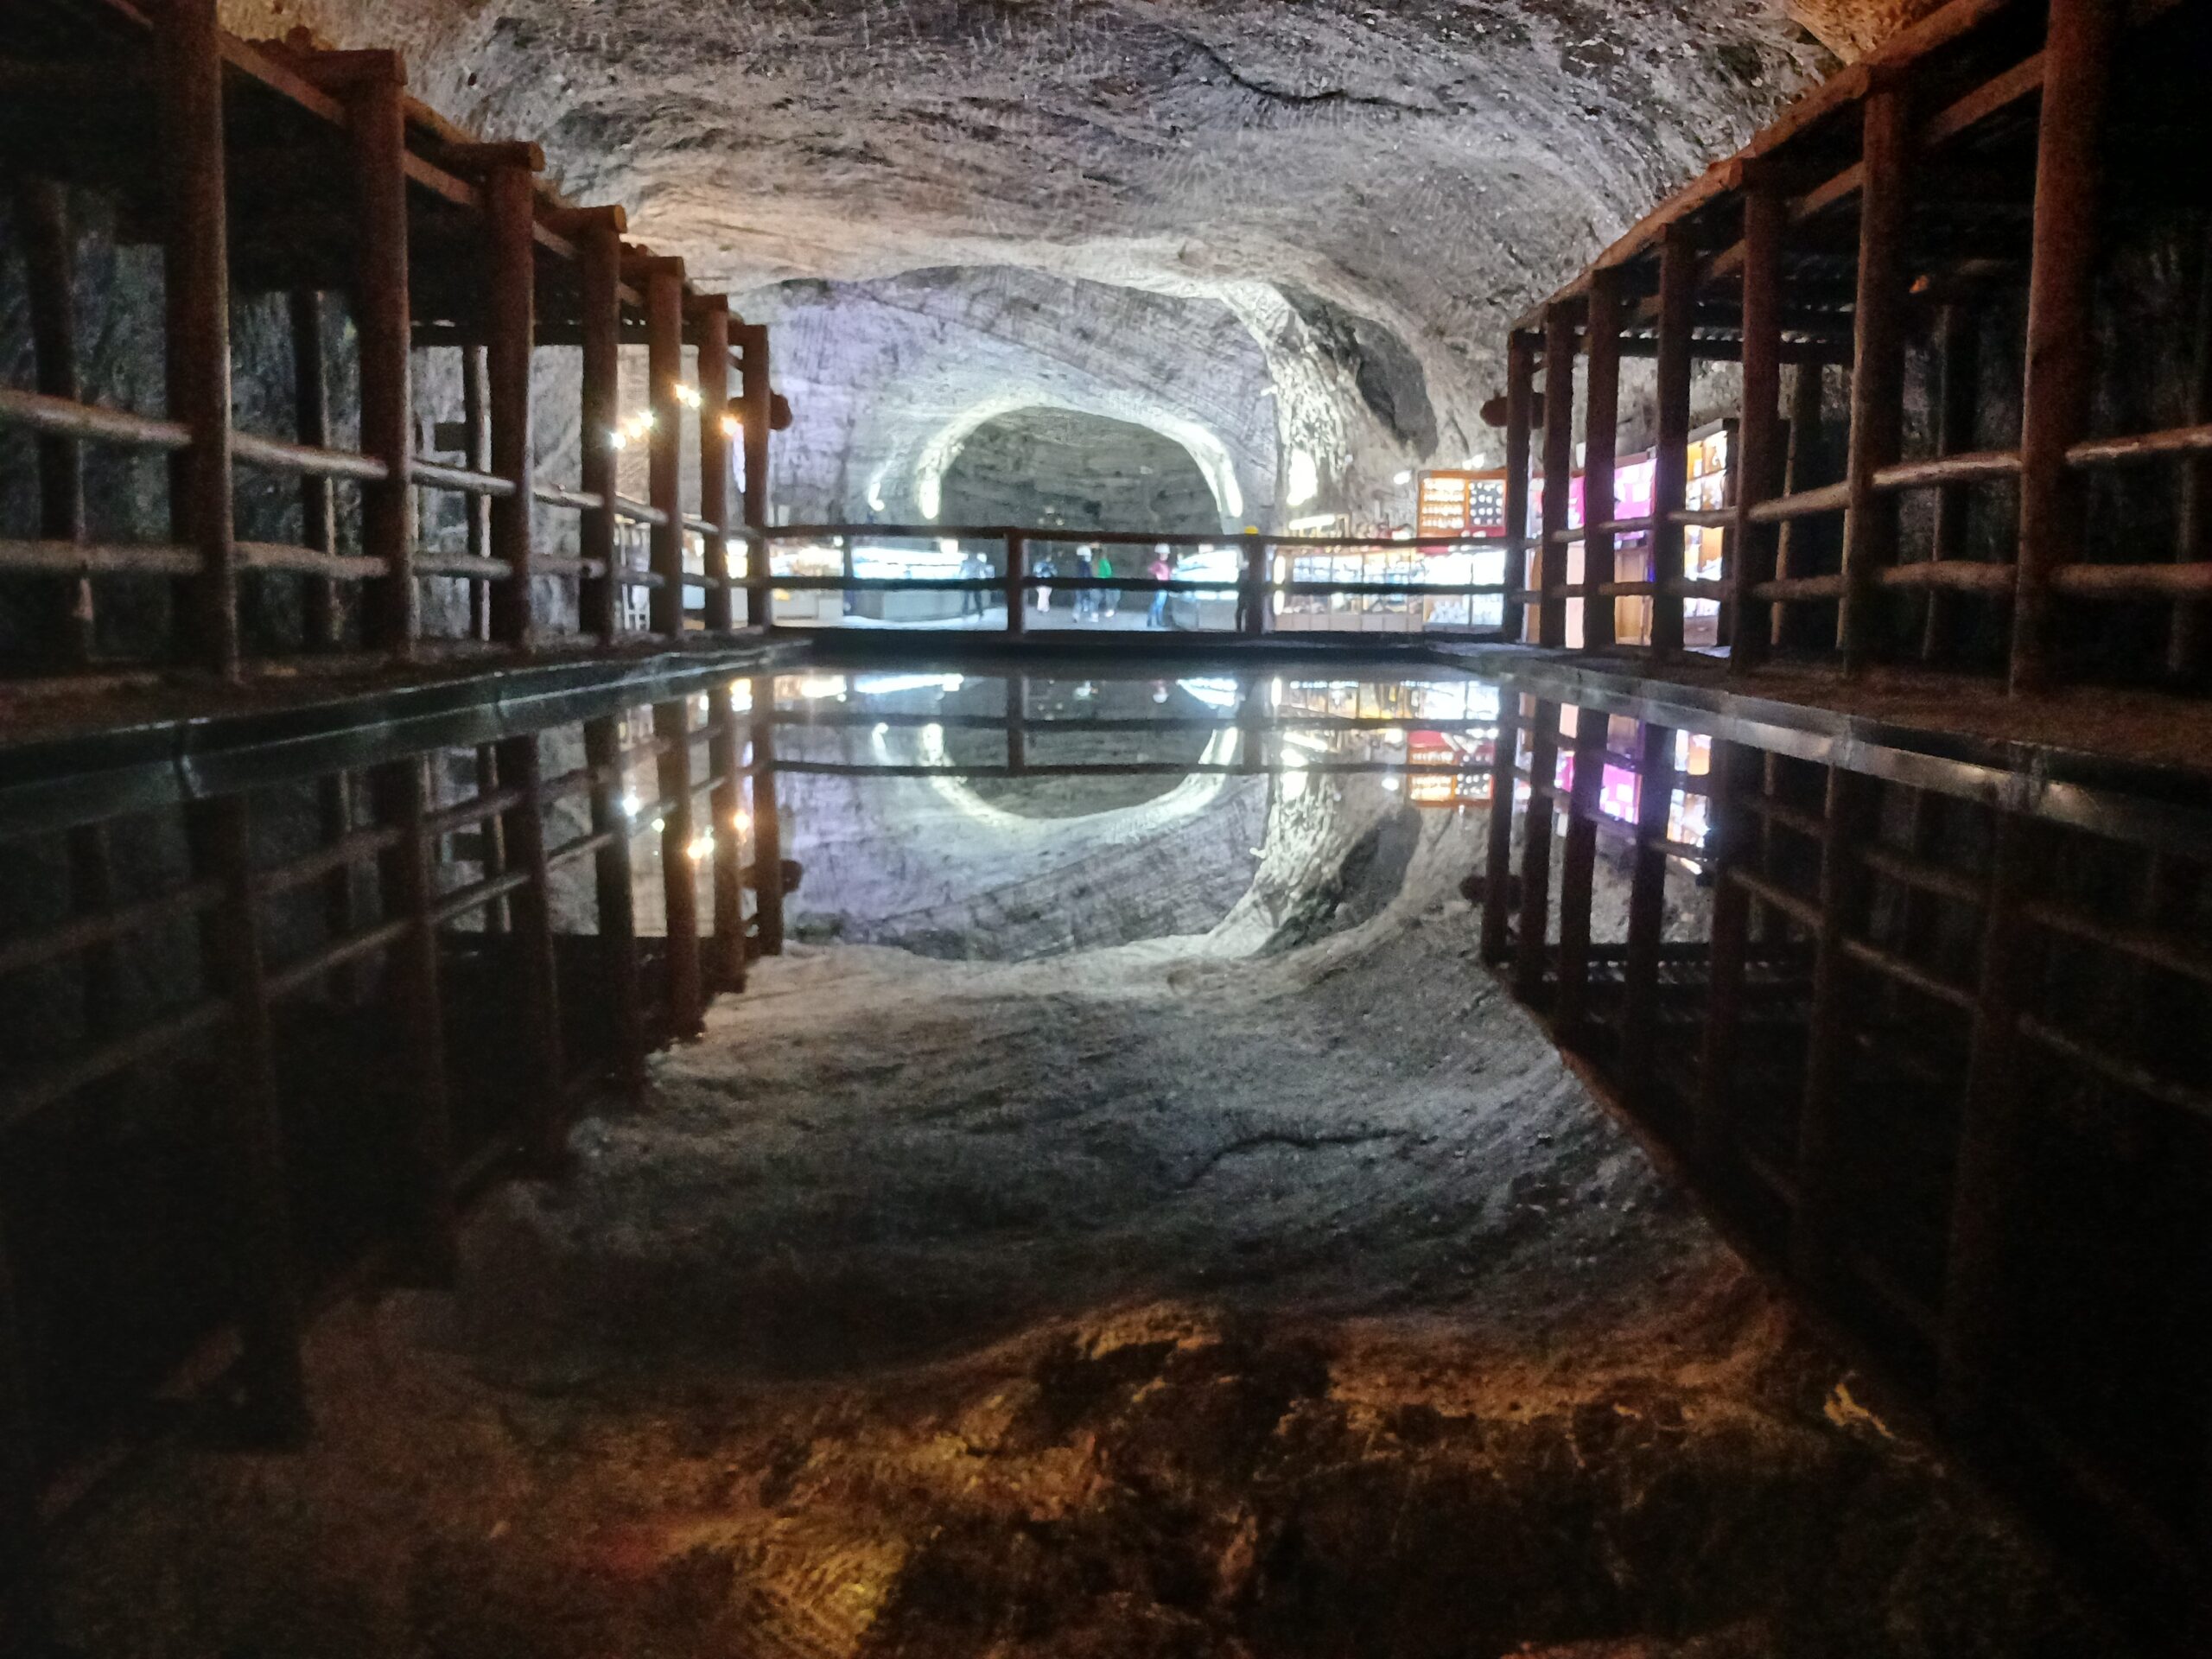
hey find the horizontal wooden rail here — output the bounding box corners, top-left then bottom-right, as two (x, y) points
(2050, 562), (2212, 599)
(410, 459), (515, 499)
(413, 552), (515, 581)
(1876, 561), (2016, 594)
(238, 543), (386, 580)
(1745, 481), (1852, 524)
(0, 386), (188, 451)
(1726, 866), (1821, 930)
(0, 542), (200, 578)
(231, 432), (389, 483)
(2065, 423), (2212, 469)
(1872, 449), (2020, 491)
(533, 484), (605, 512)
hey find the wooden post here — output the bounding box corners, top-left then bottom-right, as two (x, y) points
(1652, 226), (1696, 660)
(697, 298), (735, 633)
(1732, 178), (1785, 671)
(286, 290), (342, 649)
(1839, 82), (1912, 676)
(1503, 332), (1536, 644)
(584, 715), (645, 1096)
(0, 1217), (46, 1654)
(1620, 721), (1675, 1100)
(1003, 531), (1027, 636)
(15, 176), (92, 663)
(2010, 0), (2116, 696)
(474, 746), (509, 935)
(653, 698), (703, 1037)
(1788, 766), (1878, 1294)
(749, 676), (786, 956)
(188, 795), (309, 1443)
(485, 160), (540, 646)
(577, 213), (623, 643)
(1551, 706), (1606, 1043)
(1694, 741), (1753, 1175)
(162, 0), (240, 678)
(738, 322), (774, 627)
(1512, 700), (1560, 1004)
(462, 347), (491, 640)
(1479, 695), (1522, 965)
(708, 684), (747, 995)
(1939, 812), (2036, 1432)
(2168, 219), (2212, 682)
(1923, 303), (1981, 663)
(1773, 363), (1825, 650)
(1240, 532), (1268, 637)
(1582, 272), (1621, 652)
(370, 758), (456, 1284)
(495, 734), (567, 1169)
(340, 58), (416, 653)
(1538, 308), (1576, 649)
(645, 261), (687, 638)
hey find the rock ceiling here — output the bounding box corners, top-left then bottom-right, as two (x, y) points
(226, 0), (1937, 521)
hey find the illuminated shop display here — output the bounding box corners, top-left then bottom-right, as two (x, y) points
(1524, 421), (1734, 650)
(1274, 678), (1500, 807)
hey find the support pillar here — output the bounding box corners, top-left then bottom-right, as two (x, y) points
(738, 323), (774, 627)
(1839, 81), (1911, 675)
(645, 260), (687, 639)
(1503, 333), (1535, 644)
(1923, 302), (1981, 664)
(1652, 226), (1696, 659)
(1538, 308), (1576, 649)
(584, 715), (645, 1096)
(15, 177), (91, 663)
(1620, 722), (1675, 1101)
(1732, 178), (1785, 671)
(161, 0), (239, 677)
(485, 159), (541, 646)
(697, 297), (735, 633)
(494, 734), (566, 1170)
(1694, 741), (1753, 1177)
(1512, 700), (1560, 1005)
(748, 676), (785, 957)
(341, 57), (416, 653)
(1479, 695), (1522, 966)
(2010, 0), (2116, 695)
(654, 698), (703, 1037)
(576, 213), (623, 643)
(1551, 706), (1606, 1043)
(1582, 271), (1621, 652)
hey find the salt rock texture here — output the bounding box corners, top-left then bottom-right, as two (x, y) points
(217, 0), (1897, 524)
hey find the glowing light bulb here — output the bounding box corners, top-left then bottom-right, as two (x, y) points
(608, 429), (628, 451)
(651, 816), (666, 833)
(720, 413), (741, 440)
(620, 791), (640, 817)
(687, 833), (715, 861)
(729, 810), (750, 834)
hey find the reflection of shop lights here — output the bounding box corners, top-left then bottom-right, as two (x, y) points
(672, 383), (703, 410)
(1382, 775), (1402, 792)
(796, 675), (847, 700)
(687, 833), (714, 861)
(854, 673), (964, 695)
(620, 791), (640, 817)
(1177, 677), (1241, 709)
(1383, 728), (1406, 747)
(730, 810), (750, 835)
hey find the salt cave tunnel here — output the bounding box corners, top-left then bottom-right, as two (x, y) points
(6, 1), (2212, 1656)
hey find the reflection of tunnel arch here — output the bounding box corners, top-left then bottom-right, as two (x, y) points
(938, 408), (1225, 535)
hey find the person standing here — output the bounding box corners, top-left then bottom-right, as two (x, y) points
(959, 549), (988, 620)
(1096, 550), (1117, 618)
(1074, 548), (1096, 620)
(1147, 548), (1173, 627)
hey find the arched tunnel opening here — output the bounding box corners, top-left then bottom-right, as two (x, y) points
(3, 3), (2212, 1656)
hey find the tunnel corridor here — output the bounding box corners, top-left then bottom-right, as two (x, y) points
(5, 0), (2212, 1654)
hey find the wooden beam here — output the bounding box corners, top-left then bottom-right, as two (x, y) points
(583, 715), (646, 1096)
(1551, 706), (1607, 1043)
(370, 758), (457, 1284)
(1923, 302), (1984, 662)
(1539, 309), (1576, 649)
(1732, 181), (1785, 671)
(485, 160), (540, 646)
(162, 0), (239, 677)
(13, 177), (92, 664)
(1789, 766), (1878, 1296)
(1513, 700), (1560, 1005)
(495, 734), (567, 1170)
(738, 322), (774, 627)
(344, 57), (416, 653)
(646, 261), (687, 639)
(1480, 695), (1521, 966)
(1839, 83), (1913, 675)
(749, 677), (786, 955)
(1651, 226), (1696, 659)
(1503, 332), (1535, 644)
(697, 297), (735, 634)
(577, 214), (623, 643)
(1583, 270), (1622, 652)
(1695, 741), (1754, 1175)
(1620, 721), (1676, 1099)
(654, 698), (704, 1038)
(188, 794), (309, 1443)
(2010, 0), (2116, 694)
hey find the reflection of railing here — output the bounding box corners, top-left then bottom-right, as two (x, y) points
(741, 524), (1512, 638)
